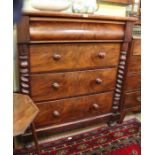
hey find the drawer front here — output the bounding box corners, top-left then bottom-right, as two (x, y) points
(31, 68), (117, 102)
(132, 39), (141, 56)
(34, 92), (113, 128)
(123, 91), (141, 109)
(128, 56), (141, 73)
(125, 73), (141, 91)
(30, 18), (124, 41)
(30, 43), (121, 73)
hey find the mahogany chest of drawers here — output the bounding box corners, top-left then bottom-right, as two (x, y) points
(17, 11), (136, 134)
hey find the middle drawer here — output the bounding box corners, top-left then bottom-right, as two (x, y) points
(30, 43), (121, 73)
(30, 68), (117, 102)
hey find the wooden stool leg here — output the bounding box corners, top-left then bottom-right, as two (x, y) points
(31, 122), (41, 155)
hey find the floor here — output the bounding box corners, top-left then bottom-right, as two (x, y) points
(15, 112), (141, 149)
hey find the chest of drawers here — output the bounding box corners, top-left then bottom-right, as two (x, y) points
(17, 11), (136, 134)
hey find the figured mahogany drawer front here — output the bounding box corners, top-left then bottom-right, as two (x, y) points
(128, 56), (141, 73)
(31, 68), (117, 102)
(123, 91), (141, 109)
(125, 73), (141, 91)
(30, 18), (124, 41)
(34, 92), (113, 128)
(30, 43), (121, 73)
(132, 39), (141, 56)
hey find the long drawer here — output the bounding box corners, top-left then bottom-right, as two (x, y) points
(31, 68), (117, 102)
(30, 43), (121, 73)
(29, 18), (125, 41)
(125, 73), (141, 91)
(34, 92), (113, 128)
(123, 91), (141, 109)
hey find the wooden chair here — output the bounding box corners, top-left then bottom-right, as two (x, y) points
(13, 93), (41, 154)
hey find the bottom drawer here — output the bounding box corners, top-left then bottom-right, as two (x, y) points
(123, 91), (141, 109)
(34, 92), (113, 128)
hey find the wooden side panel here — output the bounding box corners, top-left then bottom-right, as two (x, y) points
(17, 16), (30, 42)
(34, 92), (113, 128)
(30, 68), (117, 102)
(123, 91), (141, 109)
(30, 43), (121, 73)
(128, 56), (141, 73)
(132, 39), (141, 55)
(125, 73), (141, 91)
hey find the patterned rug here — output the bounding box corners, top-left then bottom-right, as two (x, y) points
(15, 119), (141, 155)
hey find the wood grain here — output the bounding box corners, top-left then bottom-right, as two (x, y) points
(132, 39), (141, 55)
(34, 92), (113, 128)
(30, 19), (125, 41)
(24, 11), (137, 22)
(13, 93), (39, 136)
(125, 73), (141, 91)
(128, 56), (141, 73)
(30, 68), (117, 101)
(100, 0), (132, 5)
(123, 91), (141, 109)
(30, 43), (121, 73)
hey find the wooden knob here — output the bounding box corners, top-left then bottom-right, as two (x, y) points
(92, 103), (99, 110)
(96, 78), (102, 84)
(98, 51), (106, 58)
(53, 110), (60, 117)
(136, 96), (141, 102)
(52, 82), (60, 90)
(53, 54), (61, 61)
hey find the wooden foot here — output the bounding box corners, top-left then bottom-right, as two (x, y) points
(118, 111), (126, 124)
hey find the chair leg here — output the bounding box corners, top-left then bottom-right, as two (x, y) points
(31, 122), (41, 155)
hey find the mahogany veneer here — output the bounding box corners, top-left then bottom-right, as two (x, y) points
(17, 11), (136, 134)
(35, 92), (113, 128)
(31, 68), (117, 102)
(123, 91), (141, 109)
(30, 43), (121, 73)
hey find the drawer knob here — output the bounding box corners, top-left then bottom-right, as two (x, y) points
(96, 78), (102, 84)
(53, 110), (60, 117)
(98, 51), (106, 58)
(53, 54), (61, 61)
(136, 96), (141, 102)
(92, 103), (100, 110)
(52, 82), (60, 90)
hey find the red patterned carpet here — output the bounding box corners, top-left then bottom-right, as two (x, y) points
(15, 119), (141, 155)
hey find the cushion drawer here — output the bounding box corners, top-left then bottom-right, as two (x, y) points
(125, 73), (141, 91)
(30, 18), (124, 41)
(34, 92), (113, 128)
(123, 91), (141, 109)
(31, 68), (117, 102)
(30, 43), (121, 73)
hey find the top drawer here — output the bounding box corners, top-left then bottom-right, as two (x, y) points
(30, 43), (121, 73)
(29, 18), (125, 41)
